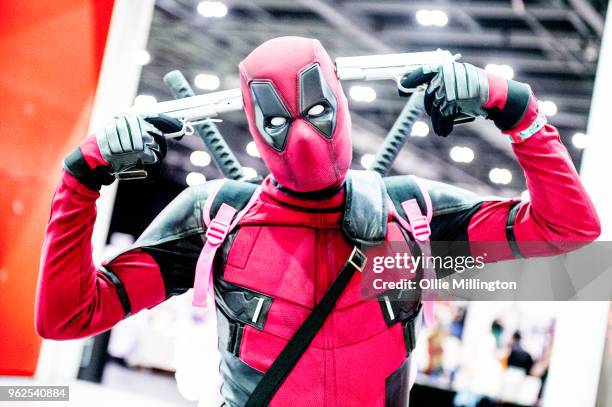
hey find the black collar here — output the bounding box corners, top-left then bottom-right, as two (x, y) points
(271, 178), (345, 200)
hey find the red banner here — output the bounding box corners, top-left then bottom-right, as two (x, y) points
(0, 0), (115, 376)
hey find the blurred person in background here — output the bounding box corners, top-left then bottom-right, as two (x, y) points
(454, 320), (506, 407)
(491, 320), (504, 349)
(424, 325), (447, 378)
(507, 331), (534, 375)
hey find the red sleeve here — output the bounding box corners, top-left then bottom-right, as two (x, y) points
(35, 171), (166, 340)
(467, 99), (601, 260)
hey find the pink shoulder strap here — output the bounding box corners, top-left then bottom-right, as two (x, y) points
(387, 175), (435, 325)
(192, 184), (262, 307)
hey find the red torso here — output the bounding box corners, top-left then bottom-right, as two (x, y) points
(221, 177), (409, 406)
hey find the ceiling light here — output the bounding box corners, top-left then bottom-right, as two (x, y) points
(485, 63), (514, 80)
(194, 73), (220, 90)
(134, 49), (151, 66)
(449, 146), (474, 163)
(539, 100), (557, 117)
(197, 1), (228, 18)
(416, 10), (448, 27)
(572, 132), (587, 149)
(411, 120), (429, 137)
(246, 141), (260, 157)
(349, 85), (376, 103)
(190, 150), (211, 167)
(489, 168), (512, 185)
(242, 166), (258, 179)
(133, 94), (157, 107)
(186, 172), (206, 186)
(430, 10), (449, 26)
(360, 153), (375, 169)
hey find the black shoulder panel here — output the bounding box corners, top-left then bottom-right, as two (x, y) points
(210, 180), (259, 220)
(384, 175), (484, 244)
(421, 178), (483, 242)
(384, 175), (429, 221)
(135, 182), (213, 247)
(419, 178), (481, 216)
(126, 179), (258, 299)
(343, 170), (388, 246)
(129, 181), (217, 298)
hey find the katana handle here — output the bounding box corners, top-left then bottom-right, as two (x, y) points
(163, 70), (245, 181)
(370, 91), (426, 176)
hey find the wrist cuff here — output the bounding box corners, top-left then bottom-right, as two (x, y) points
(64, 147), (114, 191)
(486, 80), (532, 131)
(79, 135), (108, 169)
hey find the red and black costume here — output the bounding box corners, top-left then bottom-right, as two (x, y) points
(36, 37), (600, 406)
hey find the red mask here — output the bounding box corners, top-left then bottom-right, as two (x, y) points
(239, 36), (352, 193)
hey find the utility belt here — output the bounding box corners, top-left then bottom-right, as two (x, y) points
(216, 277), (422, 358)
(215, 278), (273, 358)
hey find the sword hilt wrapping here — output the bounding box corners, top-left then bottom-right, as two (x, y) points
(163, 70), (245, 181)
(370, 91), (426, 176)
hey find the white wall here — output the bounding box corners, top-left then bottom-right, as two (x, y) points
(35, 0), (156, 382)
(542, 7), (612, 407)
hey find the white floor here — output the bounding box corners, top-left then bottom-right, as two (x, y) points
(1, 362), (197, 407)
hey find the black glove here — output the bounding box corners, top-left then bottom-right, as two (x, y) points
(400, 62), (531, 137)
(64, 114), (182, 191)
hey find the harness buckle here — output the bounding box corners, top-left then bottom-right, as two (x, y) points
(206, 218), (231, 245)
(348, 246), (367, 272)
(409, 215), (431, 242)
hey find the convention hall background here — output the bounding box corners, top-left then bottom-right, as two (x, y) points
(0, 1), (611, 406)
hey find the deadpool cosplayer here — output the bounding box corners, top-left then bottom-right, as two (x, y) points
(36, 37), (600, 406)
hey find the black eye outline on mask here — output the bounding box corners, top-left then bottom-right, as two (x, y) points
(299, 64), (337, 139)
(250, 81), (291, 152)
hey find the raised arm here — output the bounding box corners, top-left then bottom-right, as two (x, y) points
(399, 61), (600, 261)
(35, 114), (207, 339)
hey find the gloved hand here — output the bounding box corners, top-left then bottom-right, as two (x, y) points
(64, 114), (183, 191)
(400, 62), (532, 137)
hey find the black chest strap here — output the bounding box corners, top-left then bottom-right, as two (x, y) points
(245, 247), (368, 407)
